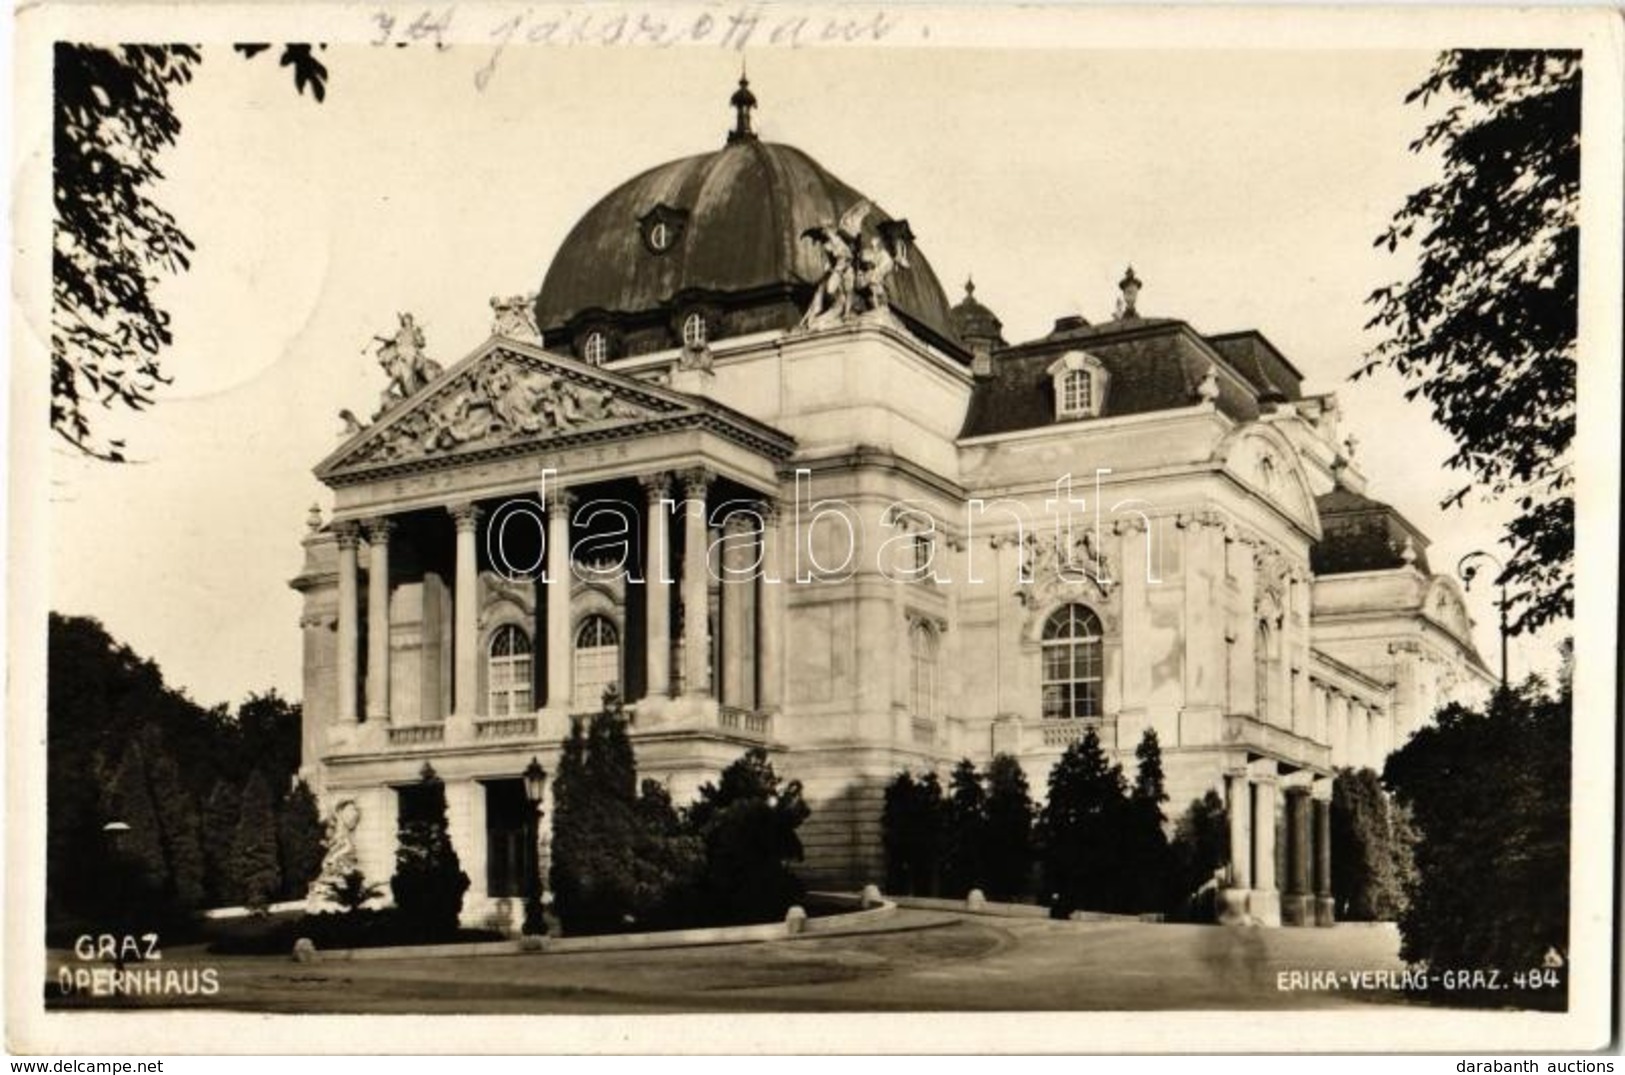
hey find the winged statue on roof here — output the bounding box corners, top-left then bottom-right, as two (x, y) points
(797, 199), (914, 331)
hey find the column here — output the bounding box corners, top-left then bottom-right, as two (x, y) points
(364, 517), (393, 723)
(1250, 771), (1280, 925)
(545, 489), (574, 710)
(1225, 770), (1252, 889)
(639, 473), (672, 701)
(1313, 784), (1335, 926)
(757, 498), (785, 713)
(720, 512), (753, 706)
(680, 468), (711, 698)
(450, 503), (482, 719)
(1283, 785), (1313, 926)
(335, 524), (360, 723)
(1219, 768), (1252, 925)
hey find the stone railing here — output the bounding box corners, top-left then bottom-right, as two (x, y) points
(1223, 714), (1331, 769)
(387, 724), (445, 747)
(718, 705), (771, 740)
(475, 716), (538, 741)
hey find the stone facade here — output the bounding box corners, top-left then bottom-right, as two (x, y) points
(292, 103), (1493, 931)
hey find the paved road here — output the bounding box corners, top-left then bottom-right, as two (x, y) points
(48, 911), (1411, 1014)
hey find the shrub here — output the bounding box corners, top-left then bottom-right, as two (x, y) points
(321, 869), (384, 914)
(688, 748), (810, 925)
(390, 763), (470, 937)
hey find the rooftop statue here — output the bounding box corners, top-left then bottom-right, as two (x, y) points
(489, 294), (541, 341)
(798, 200), (914, 332)
(372, 312), (443, 418)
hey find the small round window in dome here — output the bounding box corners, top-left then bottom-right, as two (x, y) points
(583, 331), (608, 365)
(682, 312), (707, 349)
(637, 203), (689, 256)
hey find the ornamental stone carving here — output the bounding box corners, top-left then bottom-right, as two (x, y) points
(345, 354), (653, 465)
(1015, 527), (1114, 609)
(307, 799), (362, 912)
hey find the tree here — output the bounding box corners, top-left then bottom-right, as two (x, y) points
(1330, 767), (1410, 921)
(99, 742), (170, 922)
(45, 614), (301, 926)
(390, 764), (470, 936)
(981, 754), (1035, 901)
(231, 770), (282, 912)
(940, 759), (988, 898)
(1123, 728), (1174, 912)
(1382, 678), (1570, 1007)
(1360, 50), (1579, 635)
(549, 701), (642, 933)
(276, 779), (327, 902)
(143, 735), (206, 911)
(880, 770), (943, 896)
(52, 44), (327, 460)
(1168, 791), (1229, 921)
(200, 779), (243, 906)
(237, 692), (303, 793)
(688, 748), (810, 925)
(1040, 729), (1130, 914)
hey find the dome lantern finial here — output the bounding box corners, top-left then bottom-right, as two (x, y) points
(1115, 265), (1142, 320)
(727, 64), (758, 145)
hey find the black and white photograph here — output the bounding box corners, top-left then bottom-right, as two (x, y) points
(6, 2), (1620, 1058)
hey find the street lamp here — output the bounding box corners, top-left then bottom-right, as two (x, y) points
(101, 822), (131, 967)
(521, 756), (548, 935)
(1457, 550), (1509, 690)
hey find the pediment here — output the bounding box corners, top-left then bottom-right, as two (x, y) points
(317, 339), (690, 479)
(1213, 423), (1321, 540)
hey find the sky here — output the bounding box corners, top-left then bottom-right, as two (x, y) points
(37, 41), (1562, 709)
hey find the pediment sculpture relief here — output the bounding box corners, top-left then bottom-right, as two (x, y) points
(346, 356), (654, 465)
(1015, 527), (1115, 608)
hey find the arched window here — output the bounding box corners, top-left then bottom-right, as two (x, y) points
(488, 625), (533, 718)
(1041, 604), (1103, 719)
(583, 331), (608, 365)
(573, 614), (621, 710)
(1060, 369), (1092, 418)
(682, 312), (708, 349)
(909, 620), (938, 719)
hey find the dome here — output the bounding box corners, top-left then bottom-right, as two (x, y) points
(533, 138), (962, 359)
(948, 278), (1006, 351)
(1311, 484), (1432, 576)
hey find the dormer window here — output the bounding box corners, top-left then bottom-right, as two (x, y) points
(1047, 350), (1110, 421)
(583, 331), (608, 365)
(682, 312), (708, 350)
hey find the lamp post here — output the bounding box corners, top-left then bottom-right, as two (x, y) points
(101, 822), (131, 968)
(521, 756), (548, 935)
(1457, 550), (1509, 690)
